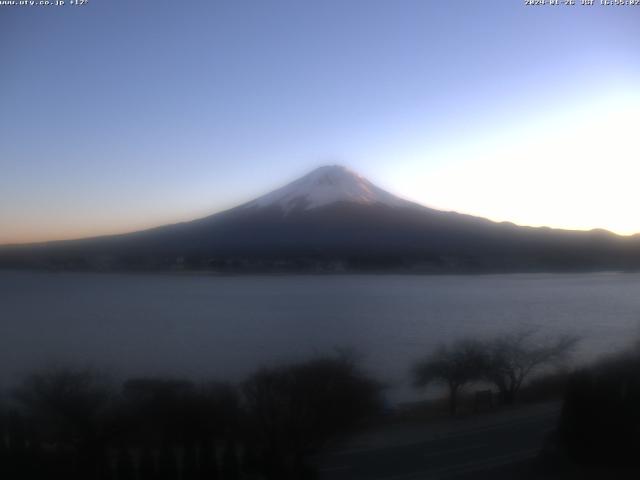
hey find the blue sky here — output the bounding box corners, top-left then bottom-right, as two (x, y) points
(1, 0), (639, 243)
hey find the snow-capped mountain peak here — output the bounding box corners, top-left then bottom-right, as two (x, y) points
(245, 165), (410, 213)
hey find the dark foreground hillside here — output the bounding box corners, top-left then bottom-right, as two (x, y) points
(0, 355), (381, 480)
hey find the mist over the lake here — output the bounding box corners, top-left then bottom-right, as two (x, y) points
(3, 270), (639, 403)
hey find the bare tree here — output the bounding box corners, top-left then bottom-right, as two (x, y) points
(413, 339), (486, 415)
(482, 330), (579, 405)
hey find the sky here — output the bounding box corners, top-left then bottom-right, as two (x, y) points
(1, 0), (639, 244)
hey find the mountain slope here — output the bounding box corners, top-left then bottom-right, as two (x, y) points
(2, 165), (640, 273)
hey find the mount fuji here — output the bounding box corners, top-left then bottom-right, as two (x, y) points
(2, 165), (640, 273)
(242, 165), (412, 213)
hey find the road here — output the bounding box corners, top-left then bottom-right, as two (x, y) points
(317, 402), (561, 480)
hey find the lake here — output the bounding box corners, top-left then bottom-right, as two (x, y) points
(2, 270), (640, 403)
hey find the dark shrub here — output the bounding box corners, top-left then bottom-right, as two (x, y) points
(558, 349), (640, 466)
(243, 354), (382, 479)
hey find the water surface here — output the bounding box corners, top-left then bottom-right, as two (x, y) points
(2, 271), (639, 402)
